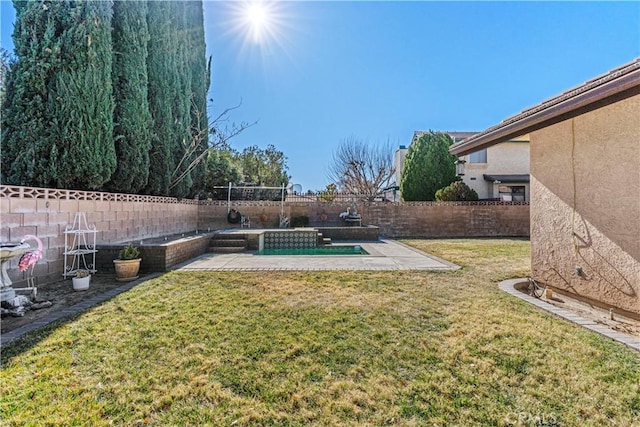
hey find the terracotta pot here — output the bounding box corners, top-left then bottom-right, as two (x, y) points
(114, 258), (141, 282)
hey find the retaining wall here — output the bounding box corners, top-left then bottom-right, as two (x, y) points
(96, 233), (214, 274)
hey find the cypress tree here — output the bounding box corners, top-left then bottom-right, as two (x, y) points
(108, 0), (152, 194)
(3, 1), (116, 190)
(145, 1), (173, 195)
(145, 0), (189, 196)
(50, 0), (116, 189)
(400, 131), (457, 201)
(144, 1), (210, 197)
(169, 0), (193, 198)
(1, 1), (69, 187)
(185, 1), (210, 197)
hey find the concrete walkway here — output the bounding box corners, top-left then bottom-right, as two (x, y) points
(176, 238), (460, 271)
(500, 279), (640, 352)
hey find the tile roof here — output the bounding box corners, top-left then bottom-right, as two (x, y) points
(450, 58), (640, 155)
(413, 131), (479, 141)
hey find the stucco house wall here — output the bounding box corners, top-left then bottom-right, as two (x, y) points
(450, 58), (640, 317)
(461, 138), (530, 200)
(530, 94), (640, 316)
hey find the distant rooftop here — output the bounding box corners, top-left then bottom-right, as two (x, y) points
(411, 131), (479, 145)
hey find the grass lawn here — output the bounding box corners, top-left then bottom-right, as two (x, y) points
(1, 239), (639, 426)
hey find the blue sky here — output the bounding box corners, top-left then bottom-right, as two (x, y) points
(2, 1), (639, 192)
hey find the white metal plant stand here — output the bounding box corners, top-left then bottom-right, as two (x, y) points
(63, 212), (97, 277)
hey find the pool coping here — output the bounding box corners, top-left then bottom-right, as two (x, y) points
(499, 278), (640, 353)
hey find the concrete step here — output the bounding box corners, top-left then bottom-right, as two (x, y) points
(317, 232), (331, 246)
(210, 238), (246, 247)
(209, 246), (246, 254)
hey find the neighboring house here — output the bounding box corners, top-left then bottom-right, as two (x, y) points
(456, 135), (530, 201)
(450, 58), (640, 317)
(395, 131), (531, 201)
(393, 144), (408, 189)
(394, 131), (476, 191)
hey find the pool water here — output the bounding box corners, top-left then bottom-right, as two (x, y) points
(258, 245), (368, 256)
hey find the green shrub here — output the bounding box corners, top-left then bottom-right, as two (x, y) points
(119, 243), (141, 260)
(291, 215), (309, 227)
(435, 181), (479, 201)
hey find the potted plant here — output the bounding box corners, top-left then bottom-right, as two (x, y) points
(72, 270), (91, 291)
(113, 243), (141, 282)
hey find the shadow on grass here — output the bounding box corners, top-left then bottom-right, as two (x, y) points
(1, 313), (84, 363)
(1, 273), (163, 364)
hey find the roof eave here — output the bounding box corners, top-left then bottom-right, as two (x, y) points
(450, 64), (640, 156)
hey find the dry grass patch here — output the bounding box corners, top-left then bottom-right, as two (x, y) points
(1, 239), (639, 426)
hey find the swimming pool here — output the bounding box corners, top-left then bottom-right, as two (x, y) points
(257, 245), (368, 256)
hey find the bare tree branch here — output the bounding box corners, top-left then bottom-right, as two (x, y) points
(169, 99), (257, 191)
(327, 137), (396, 200)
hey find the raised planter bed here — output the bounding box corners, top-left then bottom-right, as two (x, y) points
(97, 232), (215, 273)
(316, 225), (379, 241)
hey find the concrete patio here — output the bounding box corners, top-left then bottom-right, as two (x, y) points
(176, 238), (460, 271)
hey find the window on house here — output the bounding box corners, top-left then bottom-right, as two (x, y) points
(499, 185), (525, 202)
(469, 149), (487, 163)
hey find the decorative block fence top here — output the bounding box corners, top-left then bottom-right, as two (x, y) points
(1, 185), (529, 207)
(0, 185), (199, 205)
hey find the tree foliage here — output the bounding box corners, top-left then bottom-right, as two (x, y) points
(327, 137), (396, 200)
(2, 0), (116, 190)
(198, 143), (290, 200)
(108, 0), (152, 193)
(2, 0), (63, 186)
(202, 148), (242, 192)
(0, 47), (13, 106)
(435, 180), (479, 201)
(1, 0), (218, 196)
(143, 0), (210, 198)
(400, 131), (457, 201)
(52, 0), (116, 189)
(237, 144), (290, 187)
(145, 1), (187, 196)
(317, 183), (337, 202)
(184, 1), (210, 196)
(169, 100), (255, 196)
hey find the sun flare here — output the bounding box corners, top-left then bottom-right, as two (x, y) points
(242, 1), (275, 44)
(224, 0), (295, 60)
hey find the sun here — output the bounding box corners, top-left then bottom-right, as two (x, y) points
(221, 0), (296, 60)
(241, 1), (277, 45)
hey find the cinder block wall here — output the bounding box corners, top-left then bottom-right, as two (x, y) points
(197, 201), (286, 231)
(1, 186), (198, 287)
(2, 185), (529, 288)
(361, 202), (530, 237)
(198, 201), (530, 237)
